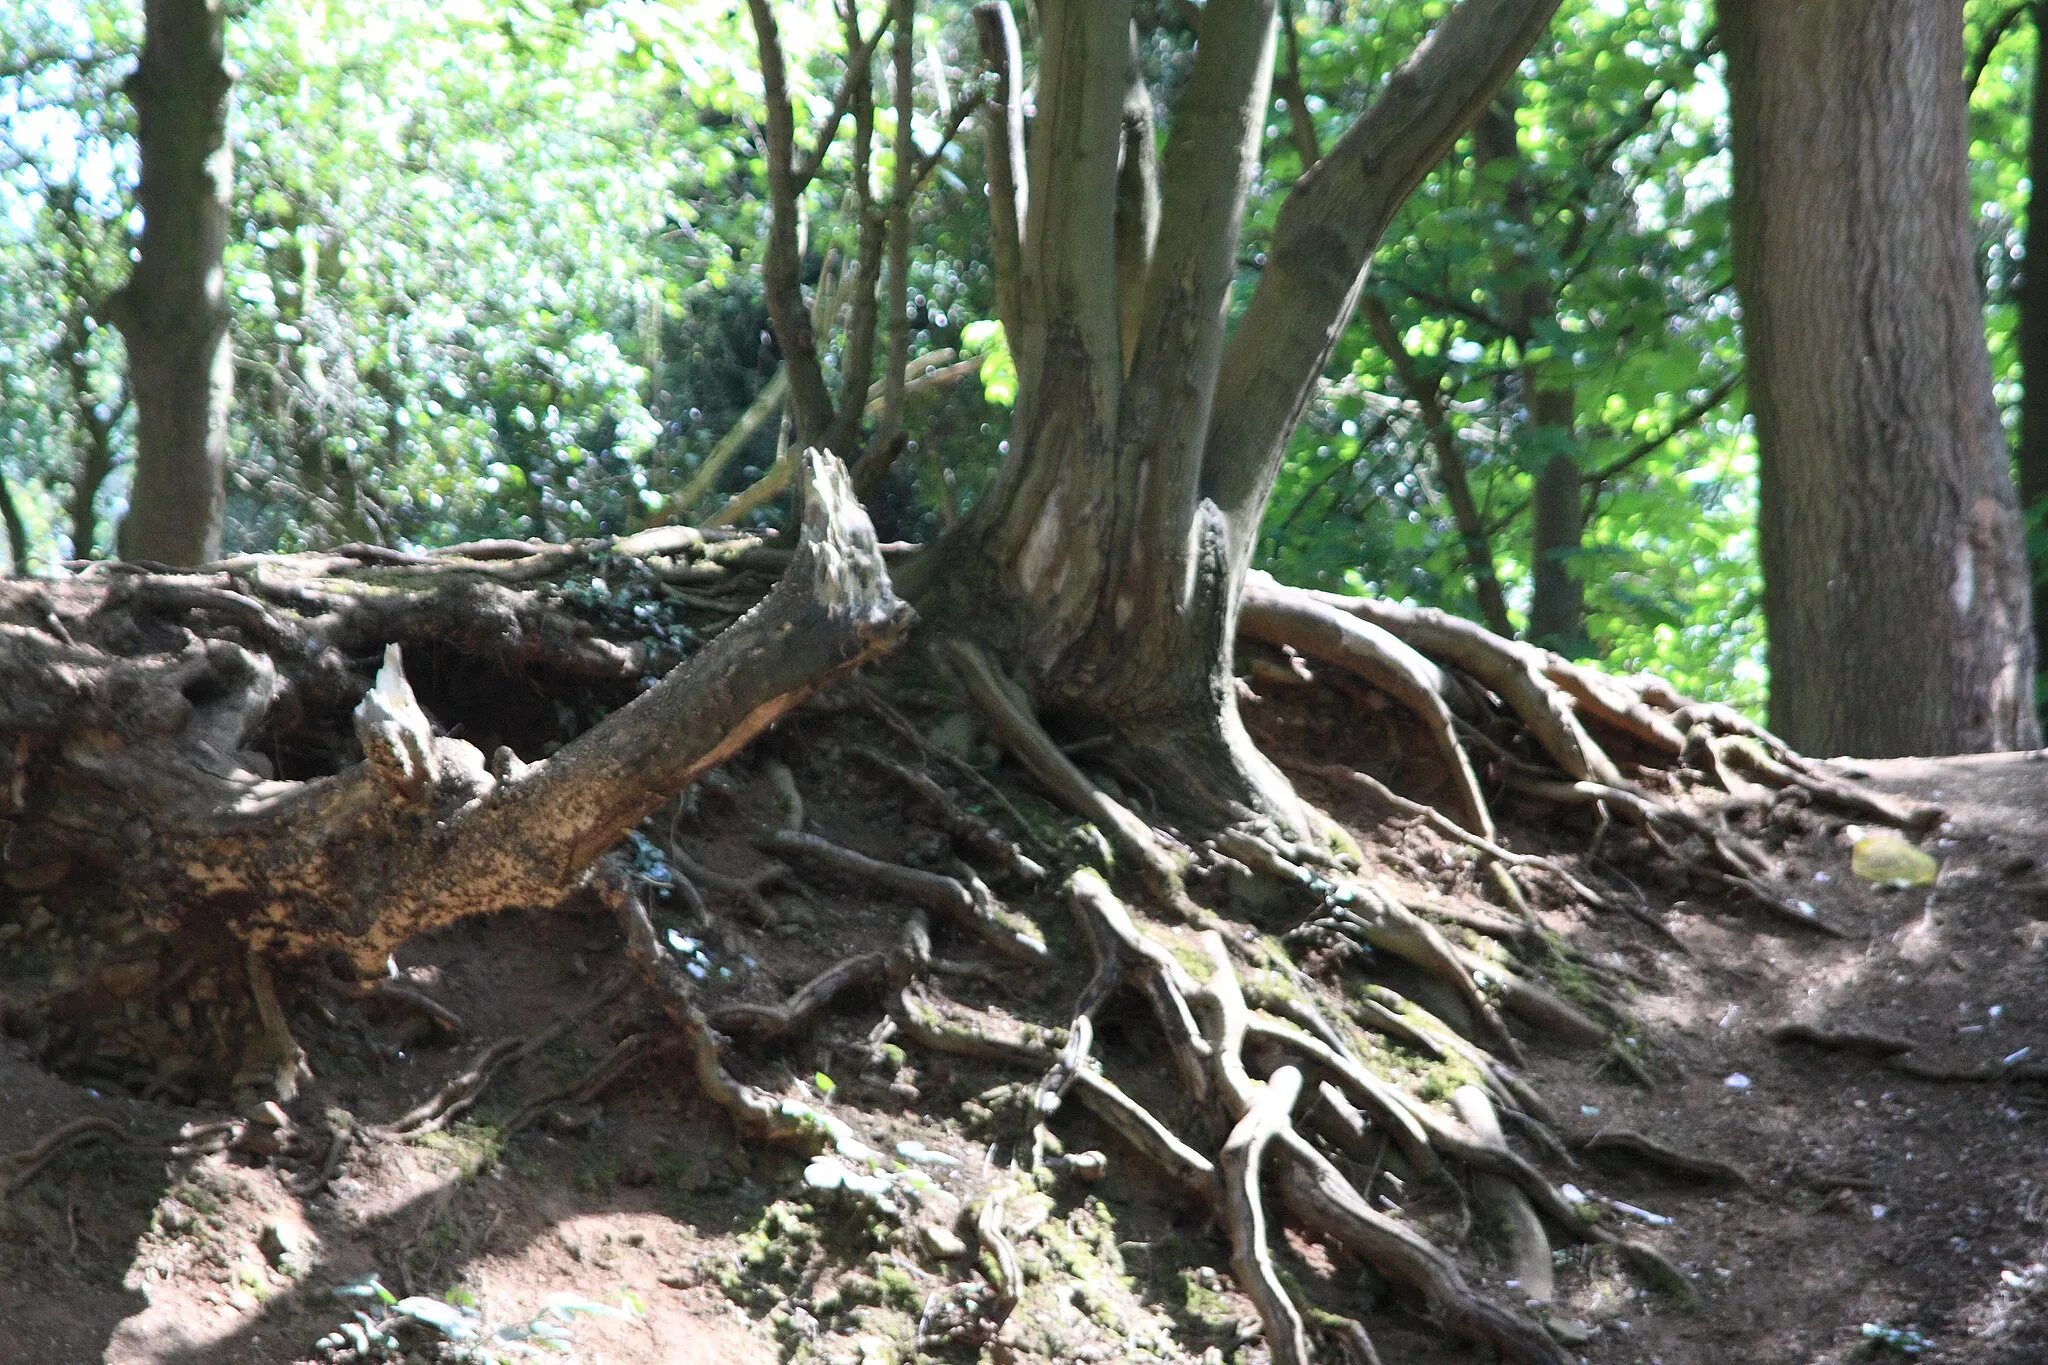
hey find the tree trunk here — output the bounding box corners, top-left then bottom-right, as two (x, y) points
(1724, 0), (2039, 756)
(1475, 97), (1584, 654)
(909, 0), (1561, 824)
(2020, 0), (2048, 673)
(111, 0), (233, 568)
(0, 468), (27, 574)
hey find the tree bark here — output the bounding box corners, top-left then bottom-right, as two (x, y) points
(1362, 296), (1515, 638)
(0, 468), (28, 574)
(1725, 0), (2039, 756)
(0, 454), (906, 1092)
(1475, 97), (1583, 654)
(904, 0), (1559, 824)
(2020, 1), (2048, 672)
(112, 0), (232, 568)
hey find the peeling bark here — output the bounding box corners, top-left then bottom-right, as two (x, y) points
(1, 454), (907, 1086)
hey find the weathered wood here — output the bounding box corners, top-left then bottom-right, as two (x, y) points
(1, 452), (909, 976)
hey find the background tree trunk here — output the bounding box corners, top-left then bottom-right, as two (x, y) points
(2019, 0), (2048, 673)
(112, 0), (233, 568)
(1477, 95), (1584, 654)
(1724, 0), (2039, 757)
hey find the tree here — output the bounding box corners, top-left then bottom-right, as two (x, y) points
(109, 0), (233, 567)
(2015, 2), (2048, 669)
(895, 0), (1564, 827)
(3, 7), (1946, 1363)
(1724, 0), (2040, 756)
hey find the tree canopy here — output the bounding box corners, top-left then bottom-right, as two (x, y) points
(16, 0), (2019, 713)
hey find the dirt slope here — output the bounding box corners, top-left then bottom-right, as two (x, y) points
(3, 736), (2046, 1365)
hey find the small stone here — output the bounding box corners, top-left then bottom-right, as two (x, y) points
(251, 1101), (289, 1128)
(921, 1225), (968, 1259)
(1545, 1317), (1598, 1346)
(1063, 1150), (1108, 1182)
(259, 1218), (312, 1275)
(157, 1199), (194, 1234)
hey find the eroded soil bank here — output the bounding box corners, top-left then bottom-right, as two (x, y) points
(3, 715), (2046, 1365)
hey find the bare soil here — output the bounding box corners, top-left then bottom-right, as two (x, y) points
(5, 690), (2047, 1365)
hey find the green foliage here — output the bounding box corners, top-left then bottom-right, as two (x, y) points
(1, 0), (2038, 714)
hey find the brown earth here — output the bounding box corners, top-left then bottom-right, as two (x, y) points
(3, 682), (2046, 1365)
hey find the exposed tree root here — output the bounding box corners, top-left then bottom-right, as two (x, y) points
(940, 636), (1205, 918)
(3, 1117), (129, 1198)
(762, 827), (1046, 960)
(1296, 759), (1612, 910)
(1, 499), (1944, 1361)
(711, 952), (893, 1038)
(330, 977), (468, 1038)
(850, 743), (1047, 882)
(371, 974), (634, 1138)
(1770, 1022), (2048, 1084)
(1241, 574), (1493, 838)
(656, 838), (786, 925)
(1453, 1084), (1554, 1301)
(1220, 1064), (1312, 1365)
(1580, 1128), (1748, 1186)
(507, 1031), (685, 1134)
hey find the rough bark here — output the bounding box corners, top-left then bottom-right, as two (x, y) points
(1725, 0), (2039, 756)
(110, 0), (232, 568)
(974, 1), (1028, 348)
(0, 454), (907, 1087)
(1476, 96), (1583, 654)
(0, 468), (27, 573)
(906, 0), (1559, 825)
(2020, 0), (2048, 671)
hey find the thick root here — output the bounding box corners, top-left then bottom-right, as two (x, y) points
(1241, 574), (1494, 839)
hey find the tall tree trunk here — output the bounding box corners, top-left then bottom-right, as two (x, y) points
(1476, 98), (1583, 654)
(111, 0), (233, 568)
(0, 467), (28, 574)
(2020, 1), (2048, 674)
(1724, 0), (2038, 756)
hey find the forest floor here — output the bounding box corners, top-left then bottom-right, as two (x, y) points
(4, 672), (2048, 1365)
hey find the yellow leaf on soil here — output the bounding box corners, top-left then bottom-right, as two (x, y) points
(1850, 835), (1938, 888)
